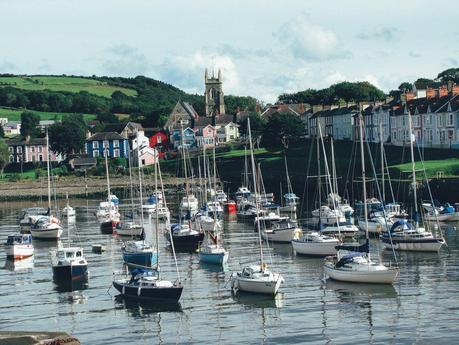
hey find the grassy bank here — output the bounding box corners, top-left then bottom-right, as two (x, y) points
(0, 75), (137, 98)
(0, 107), (97, 122)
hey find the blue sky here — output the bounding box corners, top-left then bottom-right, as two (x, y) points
(1, 0), (458, 103)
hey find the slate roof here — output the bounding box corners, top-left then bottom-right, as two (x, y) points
(86, 132), (127, 141)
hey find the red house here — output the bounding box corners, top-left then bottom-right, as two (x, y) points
(149, 131), (169, 159)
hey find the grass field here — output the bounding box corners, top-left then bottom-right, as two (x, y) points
(0, 75), (137, 98)
(390, 158), (459, 178)
(0, 107), (97, 122)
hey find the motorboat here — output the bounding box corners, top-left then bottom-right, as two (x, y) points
(261, 217), (302, 243)
(30, 216), (63, 240)
(19, 207), (48, 232)
(179, 194), (199, 219)
(292, 232), (340, 256)
(116, 221), (144, 237)
(381, 220), (445, 252)
(51, 246), (88, 283)
(311, 206), (346, 225)
(215, 190), (228, 203)
(4, 233), (34, 259)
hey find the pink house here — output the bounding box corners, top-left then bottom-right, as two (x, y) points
(195, 125), (216, 148)
(6, 136), (61, 163)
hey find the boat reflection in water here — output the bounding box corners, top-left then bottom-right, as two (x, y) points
(4, 256), (34, 272)
(231, 290), (284, 309)
(114, 295), (182, 316)
(324, 280), (398, 302)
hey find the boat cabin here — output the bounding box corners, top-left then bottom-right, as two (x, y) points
(54, 247), (85, 265)
(6, 234), (32, 245)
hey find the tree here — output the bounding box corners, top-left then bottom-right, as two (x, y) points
(49, 115), (87, 156)
(398, 82), (413, 92)
(261, 112), (305, 148)
(0, 139), (9, 177)
(20, 111), (41, 137)
(437, 68), (459, 83)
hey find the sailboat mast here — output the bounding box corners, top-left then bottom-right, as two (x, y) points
(317, 127), (321, 215)
(408, 113), (418, 225)
(136, 131), (145, 226)
(104, 139), (111, 202)
(154, 156), (159, 276)
(180, 121), (191, 217)
(46, 129), (52, 213)
(330, 136), (338, 197)
(247, 118), (264, 268)
(358, 115), (370, 248)
(380, 121), (385, 202)
(127, 141), (135, 218)
(203, 147), (208, 204)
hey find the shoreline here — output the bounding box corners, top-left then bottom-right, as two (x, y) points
(0, 175), (187, 201)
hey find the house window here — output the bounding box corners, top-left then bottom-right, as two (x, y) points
(447, 113), (453, 126)
(103, 140), (109, 148)
(157, 136), (162, 144)
(38, 146), (43, 153)
(31, 146), (35, 153)
(39, 155), (43, 162)
(439, 114), (444, 127)
(93, 150), (99, 158)
(9, 155), (13, 163)
(93, 141), (99, 149)
(31, 155), (35, 162)
(440, 131), (445, 143)
(8, 146), (13, 153)
(113, 140), (119, 148)
(448, 130), (454, 140)
(142, 159), (146, 166)
(230, 135), (234, 140)
(17, 146), (22, 154)
(113, 149), (120, 158)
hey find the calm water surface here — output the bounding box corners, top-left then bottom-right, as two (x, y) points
(0, 200), (458, 344)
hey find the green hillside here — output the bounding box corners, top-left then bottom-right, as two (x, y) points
(0, 75), (137, 98)
(0, 107), (96, 122)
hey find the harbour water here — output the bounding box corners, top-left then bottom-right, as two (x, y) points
(1, 200), (458, 344)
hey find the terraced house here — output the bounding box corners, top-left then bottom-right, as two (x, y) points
(6, 136), (61, 163)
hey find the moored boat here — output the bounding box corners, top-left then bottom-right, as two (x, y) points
(4, 233), (34, 259)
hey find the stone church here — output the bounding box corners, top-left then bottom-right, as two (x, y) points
(204, 68), (225, 117)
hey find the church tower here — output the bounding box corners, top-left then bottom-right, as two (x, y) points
(205, 68), (225, 117)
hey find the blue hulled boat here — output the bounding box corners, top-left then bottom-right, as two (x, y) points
(122, 240), (157, 267)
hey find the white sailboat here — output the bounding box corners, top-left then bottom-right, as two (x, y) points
(324, 114), (399, 284)
(381, 114), (445, 252)
(30, 130), (63, 240)
(230, 118), (284, 295)
(98, 147), (120, 233)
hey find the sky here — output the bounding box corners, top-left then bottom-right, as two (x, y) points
(1, 0), (458, 103)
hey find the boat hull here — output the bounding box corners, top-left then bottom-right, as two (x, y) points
(291, 240), (337, 256)
(122, 252), (158, 267)
(30, 227), (62, 240)
(262, 228), (298, 243)
(167, 233), (204, 251)
(381, 237), (445, 252)
(113, 281), (183, 302)
(199, 251), (228, 265)
(231, 276), (283, 295)
(5, 244), (34, 260)
(52, 263), (88, 283)
(100, 220), (119, 234)
(324, 263), (398, 284)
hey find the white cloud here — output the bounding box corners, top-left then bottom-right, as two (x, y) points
(155, 51), (240, 95)
(102, 44), (150, 76)
(274, 13), (350, 61)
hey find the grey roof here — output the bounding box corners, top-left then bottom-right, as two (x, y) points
(86, 132), (127, 141)
(5, 136), (46, 145)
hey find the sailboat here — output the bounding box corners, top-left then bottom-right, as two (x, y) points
(199, 139), (228, 265)
(166, 121), (204, 250)
(30, 130), (63, 240)
(116, 137), (144, 237)
(122, 134), (157, 267)
(230, 118), (284, 295)
(292, 124), (342, 256)
(381, 114), (445, 252)
(51, 196), (88, 284)
(324, 114), (399, 284)
(98, 147), (120, 233)
(113, 159), (183, 302)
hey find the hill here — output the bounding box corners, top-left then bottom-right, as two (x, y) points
(0, 75), (137, 98)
